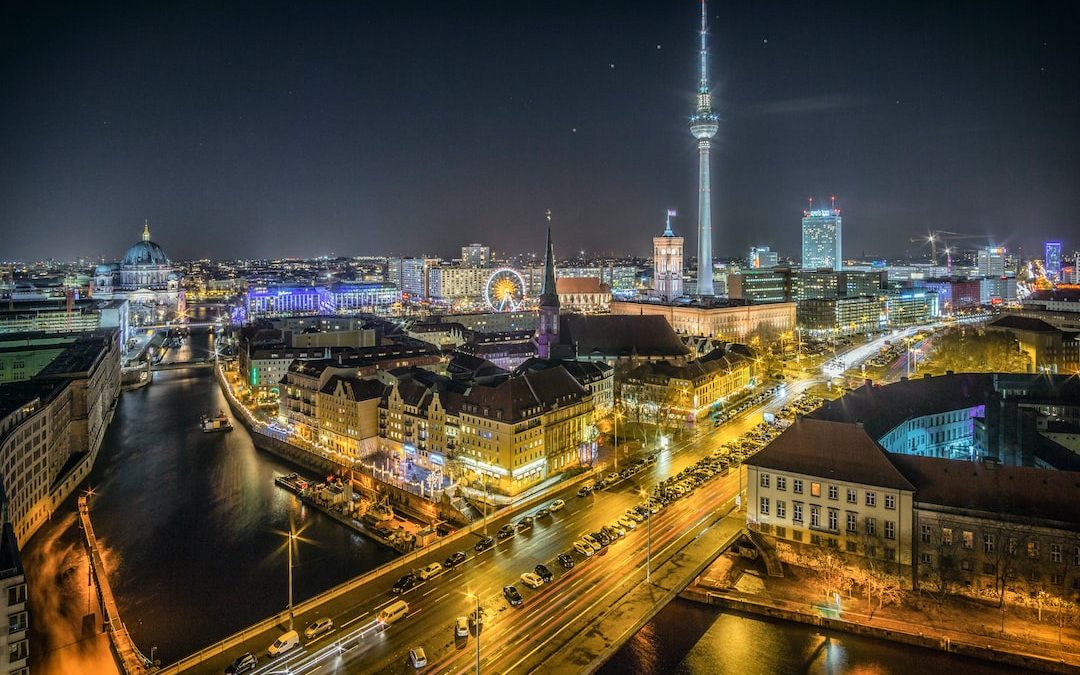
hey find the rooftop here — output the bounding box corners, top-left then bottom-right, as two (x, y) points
(558, 314), (689, 359)
(889, 454), (1080, 526)
(809, 373), (996, 439)
(987, 314), (1063, 333)
(556, 277), (611, 295)
(747, 418), (916, 491)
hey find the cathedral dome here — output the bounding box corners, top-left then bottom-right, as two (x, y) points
(122, 240), (170, 266)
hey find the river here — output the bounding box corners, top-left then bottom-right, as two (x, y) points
(601, 597), (1021, 674)
(26, 328), (1021, 674)
(26, 328), (397, 671)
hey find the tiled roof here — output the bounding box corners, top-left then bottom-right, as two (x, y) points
(558, 314), (689, 358)
(889, 454), (1080, 526)
(808, 374), (996, 440)
(319, 375), (386, 401)
(462, 366), (587, 422)
(987, 315), (1061, 332)
(556, 277), (611, 295)
(747, 418), (916, 491)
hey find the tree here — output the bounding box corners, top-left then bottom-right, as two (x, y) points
(1050, 597), (1079, 644)
(925, 327), (1030, 373)
(810, 550), (853, 602)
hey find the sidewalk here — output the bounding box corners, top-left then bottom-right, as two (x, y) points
(686, 553), (1080, 673)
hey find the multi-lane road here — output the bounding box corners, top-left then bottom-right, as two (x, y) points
(185, 376), (819, 675)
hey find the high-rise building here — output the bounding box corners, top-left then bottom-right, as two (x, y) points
(749, 246), (779, 269)
(690, 0), (719, 296)
(653, 210), (684, 301)
(1044, 241), (1062, 280)
(801, 206), (843, 271)
(461, 243), (490, 267)
(977, 246), (1006, 278)
(536, 211), (560, 359)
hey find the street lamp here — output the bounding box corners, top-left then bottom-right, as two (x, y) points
(286, 525), (296, 630)
(613, 407), (624, 471)
(639, 488), (652, 583)
(466, 592), (481, 674)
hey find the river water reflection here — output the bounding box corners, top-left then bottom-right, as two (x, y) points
(602, 597), (1023, 674)
(27, 330), (396, 666)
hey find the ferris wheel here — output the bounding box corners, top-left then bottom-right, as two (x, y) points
(485, 268), (527, 312)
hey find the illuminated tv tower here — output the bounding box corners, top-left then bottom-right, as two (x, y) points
(690, 0), (719, 297)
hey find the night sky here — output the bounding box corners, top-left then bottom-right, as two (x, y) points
(2, 1), (1078, 263)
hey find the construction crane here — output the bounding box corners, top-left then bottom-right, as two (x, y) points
(909, 231), (991, 268)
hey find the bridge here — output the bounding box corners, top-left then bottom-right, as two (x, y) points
(151, 358), (214, 371)
(151, 378), (823, 674)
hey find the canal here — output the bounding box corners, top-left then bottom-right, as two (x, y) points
(26, 329), (397, 671)
(601, 597), (1021, 674)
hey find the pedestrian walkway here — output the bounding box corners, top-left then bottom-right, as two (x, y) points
(684, 554), (1080, 674)
(78, 495), (151, 675)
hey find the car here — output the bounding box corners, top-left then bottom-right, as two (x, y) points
(497, 524), (516, 539)
(576, 486), (592, 498)
(417, 562), (443, 581)
(303, 617), (334, 640)
(535, 507), (551, 518)
(557, 553), (575, 569)
(392, 573), (419, 594)
(534, 563), (553, 582)
(549, 499), (565, 512)
(617, 516), (636, 530)
(517, 516), (534, 529)
(625, 510), (645, 523)
(444, 551), (467, 568)
(602, 525), (623, 540)
(573, 541), (594, 557)
(469, 607), (485, 633)
(607, 472), (620, 482)
(474, 536), (495, 552)
(455, 616), (470, 638)
(503, 585), (524, 606)
(582, 533), (601, 549)
(520, 571), (545, 588)
(593, 530), (611, 546)
(409, 647), (428, 668)
(267, 630), (300, 658)
(225, 653), (257, 674)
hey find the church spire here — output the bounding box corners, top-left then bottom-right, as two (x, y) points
(536, 209), (560, 359)
(142, 219), (151, 242)
(539, 209), (558, 308)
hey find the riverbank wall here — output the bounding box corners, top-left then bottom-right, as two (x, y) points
(680, 588), (1079, 674)
(78, 495), (151, 675)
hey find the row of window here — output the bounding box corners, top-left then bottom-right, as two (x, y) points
(760, 473), (896, 509)
(921, 525), (1079, 563)
(760, 498), (897, 539)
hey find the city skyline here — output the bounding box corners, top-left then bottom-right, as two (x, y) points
(3, 2), (1078, 262)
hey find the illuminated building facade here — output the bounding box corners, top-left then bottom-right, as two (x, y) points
(461, 244), (490, 267)
(801, 208), (843, 271)
(1045, 241), (1063, 280)
(0, 331), (120, 545)
(977, 246), (1007, 278)
(243, 283), (397, 319)
(610, 299), (796, 342)
(726, 269), (790, 304)
(652, 210), (684, 301)
(797, 291), (937, 338)
(749, 246), (779, 269)
(622, 350), (753, 423)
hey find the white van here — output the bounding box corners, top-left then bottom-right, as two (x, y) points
(377, 600), (410, 626)
(267, 630), (299, 658)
